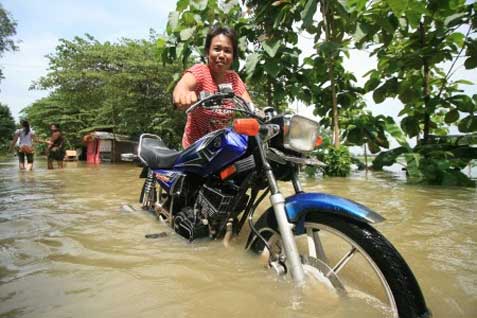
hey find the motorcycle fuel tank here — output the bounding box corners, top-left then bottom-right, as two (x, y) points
(172, 128), (248, 177)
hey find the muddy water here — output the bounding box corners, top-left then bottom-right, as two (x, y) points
(0, 158), (476, 318)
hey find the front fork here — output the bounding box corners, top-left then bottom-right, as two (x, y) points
(256, 137), (305, 284)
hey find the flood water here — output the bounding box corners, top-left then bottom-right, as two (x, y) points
(0, 158), (476, 318)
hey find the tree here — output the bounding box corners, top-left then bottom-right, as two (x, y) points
(26, 34), (184, 148)
(353, 0), (477, 186)
(0, 3), (18, 82)
(359, 0), (477, 142)
(0, 103), (16, 152)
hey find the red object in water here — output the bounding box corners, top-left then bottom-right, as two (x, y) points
(86, 139), (101, 164)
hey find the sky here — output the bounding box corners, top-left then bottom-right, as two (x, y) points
(0, 0), (178, 120)
(1, 0), (476, 128)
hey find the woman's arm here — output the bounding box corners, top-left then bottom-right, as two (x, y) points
(173, 72), (198, 111)
(241, 90), (252, 103)
(32, 132), (39, 145)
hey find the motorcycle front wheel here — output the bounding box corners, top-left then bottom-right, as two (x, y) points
(250, 212), (430, 318)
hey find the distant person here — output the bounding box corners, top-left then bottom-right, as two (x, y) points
(47, 123), (65, 169)
(10, 120), (38, 171)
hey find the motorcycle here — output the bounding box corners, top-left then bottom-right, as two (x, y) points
(124, 84), (431, 318)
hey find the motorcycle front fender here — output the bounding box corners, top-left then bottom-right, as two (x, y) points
(280, 192), (385, 235)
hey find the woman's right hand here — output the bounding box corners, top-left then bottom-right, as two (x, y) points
(172, 72), (198, 111)
(173, 90), (198, 111)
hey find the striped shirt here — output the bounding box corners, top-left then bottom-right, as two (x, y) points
(182, 64), (248, 148)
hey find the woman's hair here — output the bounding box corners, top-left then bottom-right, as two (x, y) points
(21, 120), (30, 135)
(204, 24), (238, 61)
(50, 123), (60, 131)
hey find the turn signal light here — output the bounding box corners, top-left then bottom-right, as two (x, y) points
(220, 165), (237, 180)
(315, 136), (323, 147)
(233, 118), (260, 136)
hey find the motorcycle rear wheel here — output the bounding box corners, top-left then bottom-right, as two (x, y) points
(250, 212), (430, 318)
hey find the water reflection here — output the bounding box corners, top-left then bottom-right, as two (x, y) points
(0, 159), (476, 317)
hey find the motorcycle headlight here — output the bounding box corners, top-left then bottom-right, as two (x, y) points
(283, 115), (320, 153)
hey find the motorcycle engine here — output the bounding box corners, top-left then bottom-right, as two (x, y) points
(174, 182), (247, 241)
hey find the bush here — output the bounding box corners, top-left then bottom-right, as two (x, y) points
(321, 145), (352, 177)
(305, 144), (352, 177)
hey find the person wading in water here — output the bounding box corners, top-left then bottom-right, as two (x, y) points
(47, 123), (65, 169)
(10, 120), (38, 171)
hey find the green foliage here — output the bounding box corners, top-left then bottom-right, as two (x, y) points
(341, 106), (392, 153)
(25, 35), (185, 148)
(245, 0), (364, 146)
(0, 3), (18, 82)
(360, 0), (476, 142)
(320, 145), (352, 177)
(372, 123), (476, 187)
(0, 103), (16, 152)
(405, 145), (475, 187)
(307, 131), (352, 177)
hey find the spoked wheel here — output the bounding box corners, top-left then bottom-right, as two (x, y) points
(250, 212), (430, 318)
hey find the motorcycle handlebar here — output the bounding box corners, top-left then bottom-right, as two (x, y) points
(184, 91), (261, 120)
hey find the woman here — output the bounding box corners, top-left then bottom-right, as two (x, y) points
(47, 123), (65, 169)
(173, 24), (252, 148)
(10, 120), (37, 171)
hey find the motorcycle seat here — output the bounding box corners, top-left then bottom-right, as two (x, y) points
(140, 138), (180, 169)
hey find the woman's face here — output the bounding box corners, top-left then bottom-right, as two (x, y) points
(208, 34), (234, 75)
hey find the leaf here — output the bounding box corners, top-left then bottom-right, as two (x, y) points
(444, 109), (459, 124)
(448, 32), (465, 47)
(458, 115), (477, 133)
(449, 94), (474, 112)
(263, 62), (280, 77)
(454, 80), (474, 85)
(364, 77), (380, 92)
(245, 53), (260, 79)
(263, 39), (281, 58)
(156, 37), (166, 50)
(398, 83), (419, 104)
(180, 27), (195, 41)
(444, 12), (467, 27)
(400, 116), (420, 138)
(385, 0), (408, 16)
(404, 152), (423, 182)
(385, 119), (410, 148)
(191, 0), (208, 11)
(367, 141), (381, 154)
(373, 84), (387, 104)
(167, 11), (179, 33)
(317, 41), (340, 57)
(302, 0), (318, 30)
(177, 0), (189, 11)
(371, 146), (408, 170)
(352, 22), (367, 42)
(464, 57), (477, 69)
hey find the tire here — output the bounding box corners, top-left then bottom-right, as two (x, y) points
(250, 211), (430, 318)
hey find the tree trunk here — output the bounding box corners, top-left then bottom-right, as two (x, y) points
(420, 22), (431, 144)
(320, 0), (340, 148)
(329, 62), (340, 147)
(364, 143), (368, 174)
